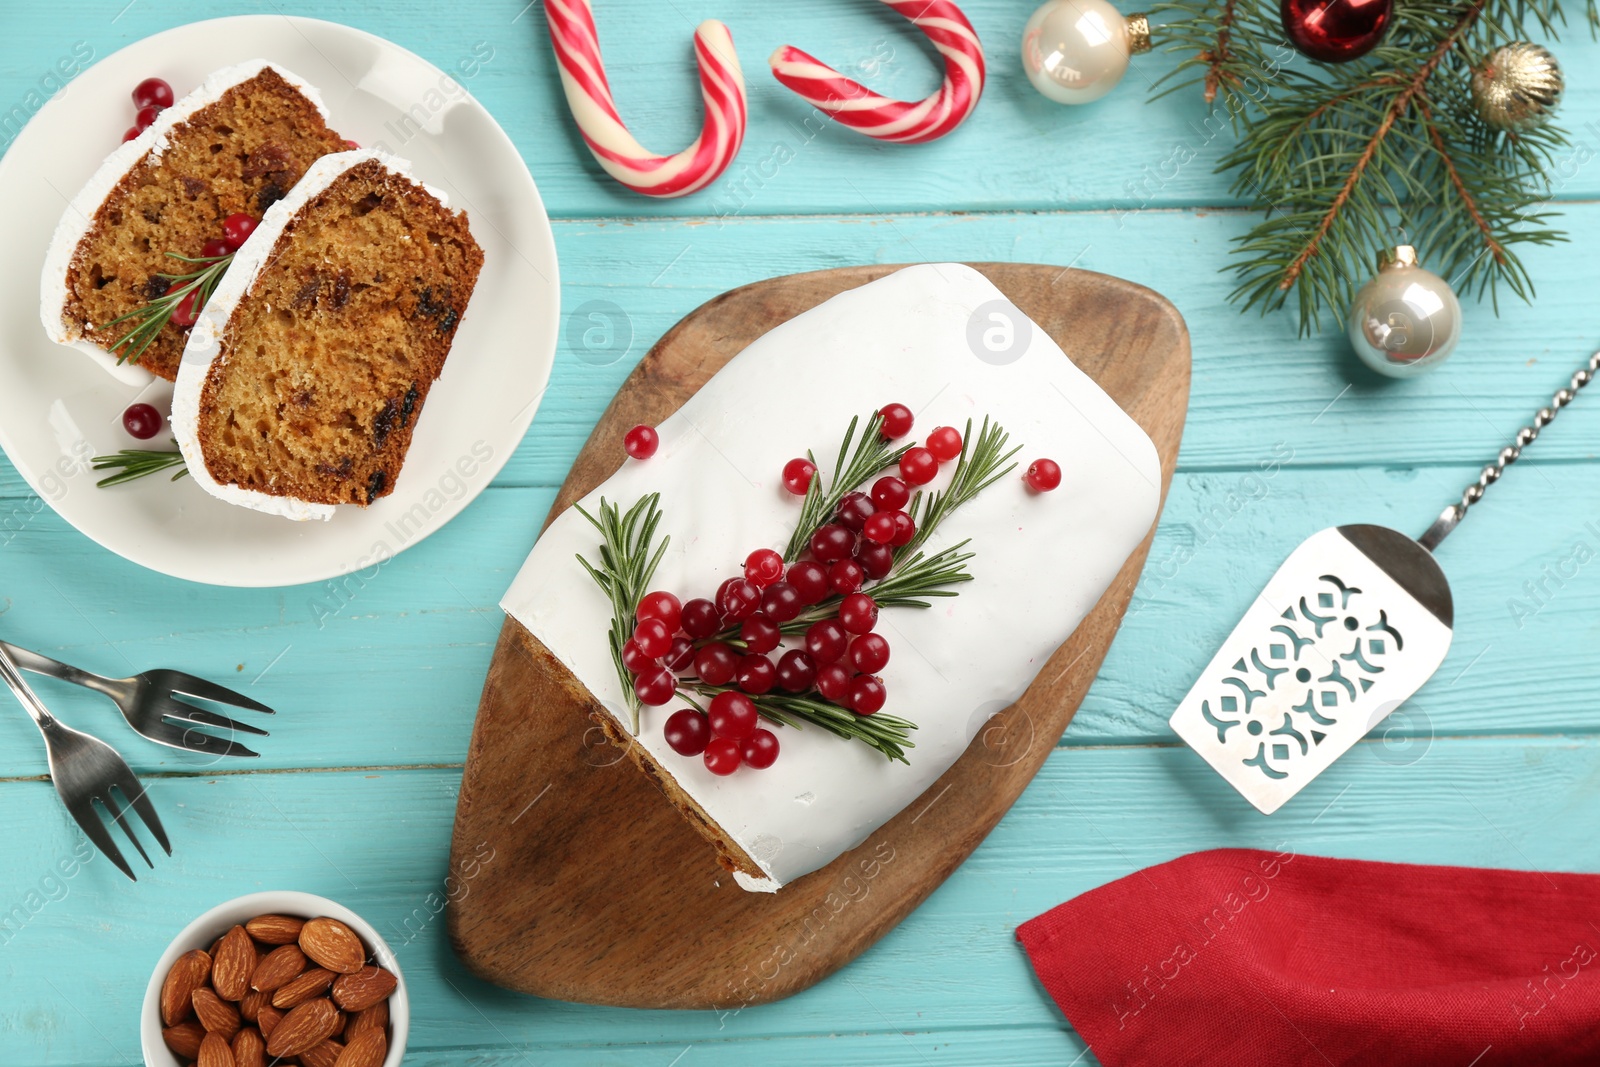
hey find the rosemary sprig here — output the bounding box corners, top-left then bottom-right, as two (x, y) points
(102, 250), (232, 365)
(687, 683), (917, 764)
(575, 494), (670, 733)
(762, 542), (979, 640)
(783, 412), (913, 561)
(91, 444), (189, 487)
(904, 416), (1020, 558)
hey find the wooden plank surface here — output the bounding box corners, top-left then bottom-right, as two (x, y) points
(3, 1), (1600, 1064)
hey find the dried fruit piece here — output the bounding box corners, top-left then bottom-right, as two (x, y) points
(300, 1038), (346, 1067)
(299, 918), (366, 974)
(161, 949), (212, 1026)
(198, 1031), (236, 1067)
(245, 914), (305, 945)
(212, 925), (256, 1001)
(331, 966), (397, 1013)
(232, 1026), (268, 1067)
(265, 997), (341, 1058)
(256, 1005), (284, 1038)
(335, 1029), (387, 1067)
(192, 987), (242, 1039)
(344, 1001), (388, 1045)
(239, 989), (270, 1022)
(162, 1020), (206, 1059)
(273, 966), (336, 1009)
(251, 943), (307, 992)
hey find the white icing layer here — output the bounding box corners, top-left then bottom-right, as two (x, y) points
(171, 149), (427, 522)
(501, 264), (1163, 890)
(40, 61), (329, 386)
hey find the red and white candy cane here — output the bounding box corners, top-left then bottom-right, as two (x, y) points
(546, 0), (748, 198)
(768, 0), (985, 144)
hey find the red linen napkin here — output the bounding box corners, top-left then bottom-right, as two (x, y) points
(1017, 848), (1600, 1066)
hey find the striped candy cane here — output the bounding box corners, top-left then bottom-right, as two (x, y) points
(546, 0), (748, 198)
(769, 0), (985, 144)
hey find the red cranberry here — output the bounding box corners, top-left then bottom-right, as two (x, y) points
(134, 105), (161, 132)
(716, 577), (762, 622)
(849, 633), (891, 674)
(879, 402), (914, 439)
(836, 491), (876, 532)
(343, 139), (361, 149)
(775, 649), (818, 693)
(829, 559), (865, 594)
(681, 598), (722, 639)
(741, 728), (780, 769)
(621, 638), (653, 673)
(636, 590), (682, 632)
(782, 457), (817, 496)
(693, 643), (739, 686)
(848, 675), (887, 715)
(708, 691), (760, 739)
(663, 636), (696, 673)
(804, 619), (849, 664)
(900, 447), (938, 486)
(633, 617), (672, 658)
(839, 593), (878, 635)
(200, 238), (231, 259)
(787, 561), (829, 604)
(169, 289), (201, 327)
(221, 212), (258, 251)
(664, 709), (710, 756)
(815, 663), (852, 701)
(634, 667), (676, 706)
(744, 548), (783, 587)
(1026, 458), (1063, 492)
(703, 737), (742, 775)
(890, 510), (916, 547)
(760, 581), (803, 623)
(871, 475), (910, 510)
(809, 523), (855, 564)
(862, 512), (898, 545)
(132, 77), (174, 110)
(855, 542), (894, 580)
(121, 126), (141, 143)
(121, 403), (163, 440)
(926, 425), (963, 461)
(736, 653), (777, 695)
(739, 614), (782, 655)
(624, 424), (659, 460)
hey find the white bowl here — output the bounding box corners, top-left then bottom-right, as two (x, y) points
(140, 891), (409, 1066)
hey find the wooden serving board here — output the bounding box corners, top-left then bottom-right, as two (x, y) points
(448, 263), (1189, 1008)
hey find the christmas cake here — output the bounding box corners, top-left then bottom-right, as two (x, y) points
(501, 264), (1161, 891)
(41, 61), (348, 383)
(169, 150), (483, 521)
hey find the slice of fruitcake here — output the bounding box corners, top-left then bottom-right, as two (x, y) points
(170, 150), (484, 521)
(41, 61), (348, 382)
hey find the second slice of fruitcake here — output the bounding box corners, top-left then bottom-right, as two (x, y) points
(170, 150), (484, 521)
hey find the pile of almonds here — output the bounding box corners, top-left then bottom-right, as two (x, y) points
(159, 913), (397, 1067)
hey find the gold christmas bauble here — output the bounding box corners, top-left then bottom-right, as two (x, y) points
(1471, 42), (1563, 132)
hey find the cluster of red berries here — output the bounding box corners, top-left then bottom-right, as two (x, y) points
(122, 77), (175, 143)
(167, 213), (259, 328)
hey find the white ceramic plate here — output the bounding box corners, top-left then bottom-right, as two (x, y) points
(0, 16), (559, 586)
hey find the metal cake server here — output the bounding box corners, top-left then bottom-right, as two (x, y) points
(1171, 350), (1600, 814)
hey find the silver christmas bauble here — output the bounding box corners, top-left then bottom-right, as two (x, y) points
(1347, 246), (1461, 378)
(1471, 42), (1563, 132)
(1022, 0), (1151, 105)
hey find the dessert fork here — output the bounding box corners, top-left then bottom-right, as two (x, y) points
(0, 640), (272, 759)
(0, 642), (170, 881)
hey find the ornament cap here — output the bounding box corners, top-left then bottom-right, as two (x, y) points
(1377, 245), (1420, 271)
(1126, 13), (1152, 55)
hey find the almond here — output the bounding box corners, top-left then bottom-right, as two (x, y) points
(161, 949), (212, 1026)
(344, 1001), (388, 1045)
(192, 987), (242, 1039)
(335, 1029), (387, 1067)
(266, 997), (342, 1058)
(212, 925), (256, 1001)
(273, 966), (336, 1009)
(251, 943), (307, 992)
(300, 1038), (346, 1067)
(246, 913), (305, 945)
(239, 989), (270, 1022)
(198, 1031), (236, 1067)
(231, 1026), (267, 1067)
(162, 1020), (207, 1059)
(256, 1004), (284, 1038)
(331, 966), (397, 1013)
(299, 917), (366, 974)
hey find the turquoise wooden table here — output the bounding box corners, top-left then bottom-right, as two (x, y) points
(5, 2), (1600, 1064)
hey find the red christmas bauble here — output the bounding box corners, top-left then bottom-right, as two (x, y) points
(1280, 0), (1392, 63)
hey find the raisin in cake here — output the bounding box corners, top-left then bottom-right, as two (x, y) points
(499, 264), (1163, 891)
(41, 61), (348, 383)
(169, 150), (484, 521)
